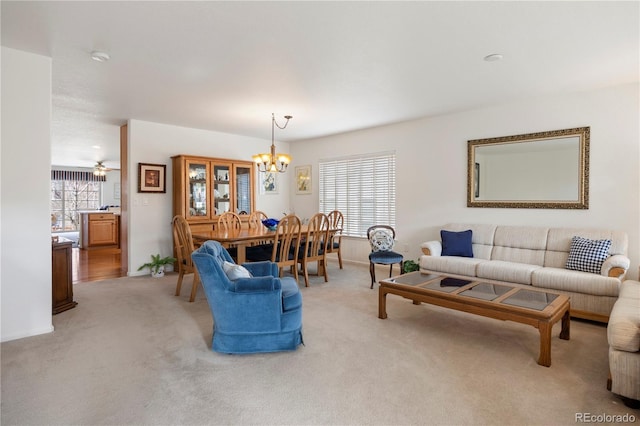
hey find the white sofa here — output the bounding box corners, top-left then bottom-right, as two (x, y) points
(607, 280), (640, 405)
(420, 223), (630, 323)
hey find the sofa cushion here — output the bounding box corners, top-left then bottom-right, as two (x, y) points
(476, 260), (541, 285)
(222, 261), (252, 280)
(420, 256), (483, 277)
(440, 229), (473, 257)
(491, 226), (548, 266)
(531, 267), (620, 297)
(565, 236), (611, 274)
(545, 228), (628, 269)
(280, 277), (302, 311)
(607, 297), (640, 352)
(442, 223), (495, 260)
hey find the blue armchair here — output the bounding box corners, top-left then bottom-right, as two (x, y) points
(191, 240), (303, 354)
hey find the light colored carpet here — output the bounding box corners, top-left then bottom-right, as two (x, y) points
(1, 262), (636, 425)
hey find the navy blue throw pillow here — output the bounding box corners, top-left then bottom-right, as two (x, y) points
(440, 229), (473, 257)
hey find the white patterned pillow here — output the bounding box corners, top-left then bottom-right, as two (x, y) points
(565, 236), (611, 274)
(369, 229), (394, 252)
(222, 261), (252, 280)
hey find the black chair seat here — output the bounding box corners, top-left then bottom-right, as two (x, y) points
(245, 245), (272, 262)
(369, 250), (403, 264)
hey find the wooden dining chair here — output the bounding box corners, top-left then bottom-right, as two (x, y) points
(172, 215), (201, 302)
(298, 212), (330, 287)
(271, 214), (302, 281)
(246, 210), (270, 249)
(248, 210), (268, 229)
(217, 212), (242, 260)
(217, 211), (242, 232)
(326, 210), (344, 269)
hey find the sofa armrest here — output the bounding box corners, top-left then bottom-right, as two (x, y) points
(233, 276), (280, 292)
(421, 240), (442, 256)
(601, 254), (630, 279)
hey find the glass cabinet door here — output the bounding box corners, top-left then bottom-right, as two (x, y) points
(235, 165), (253, 214)
(213, 163), (232, 215)
(187, 161), (209, 219)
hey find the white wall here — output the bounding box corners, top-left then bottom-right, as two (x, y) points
(1, 47), (54, 341)
(289, 83), (640, 279)
(126, 120), (290, 275)
(102, 169), (121, 206)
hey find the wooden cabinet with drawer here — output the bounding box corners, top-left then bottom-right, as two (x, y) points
(80, 212), (120, 249)
(52, 239), (77, 314)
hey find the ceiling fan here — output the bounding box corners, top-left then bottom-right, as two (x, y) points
(93, 161), (113, 176)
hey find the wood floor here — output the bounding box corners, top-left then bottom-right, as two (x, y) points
(72, 247), (126, 284)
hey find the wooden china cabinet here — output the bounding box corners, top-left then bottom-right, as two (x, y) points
(172, 155), (256, 233)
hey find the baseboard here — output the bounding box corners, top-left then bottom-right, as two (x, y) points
(1, 324), (54, 343)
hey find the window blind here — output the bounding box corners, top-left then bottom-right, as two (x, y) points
(236, 173), (250, 213)
(51, 170), (106, 182)
(319, 151), (396, 238)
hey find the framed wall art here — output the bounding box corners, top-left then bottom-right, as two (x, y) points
(260, 171), (278, 194)
(138, 163), (166, 193)
(295, 165), (311, 194)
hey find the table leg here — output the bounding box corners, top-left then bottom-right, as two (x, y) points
(236, 244), (247, 264)
(378, 288), (388, 319)
(538, 321), (552, 367)
(560, 308), (570, 340)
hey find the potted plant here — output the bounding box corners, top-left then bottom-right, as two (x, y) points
(138, 254), (177, 278)
(403, 259), (420, 274)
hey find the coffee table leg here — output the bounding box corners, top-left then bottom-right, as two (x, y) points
(560, 308), (570, 341)
(538, 321), (552, 367)
(378, 287), (388, 319)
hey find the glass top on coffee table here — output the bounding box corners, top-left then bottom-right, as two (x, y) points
(382, 272), (559, 311)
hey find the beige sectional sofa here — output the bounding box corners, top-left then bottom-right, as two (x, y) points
(420, 223), (630, 323)
(607, 280), (640, 405)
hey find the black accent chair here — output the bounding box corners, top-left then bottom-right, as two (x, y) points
(367, 225), (404, 289)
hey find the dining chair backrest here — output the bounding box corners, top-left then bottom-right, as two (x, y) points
(217, 211), (242, 232)
(326, 210), (344, 269)
(248, 210), (268, 229)
(298, 212), (330, 286)
(271, 214), (302, 280)
(172, 215), (200, 302)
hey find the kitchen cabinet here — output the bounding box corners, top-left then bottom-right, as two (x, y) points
(172, 155), (255, 232)
(80, 212), (120, 249)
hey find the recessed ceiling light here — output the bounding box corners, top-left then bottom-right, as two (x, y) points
(484, 53), (504, 62)
(91, 51), (110, 62)
(92, 145), (101, 149)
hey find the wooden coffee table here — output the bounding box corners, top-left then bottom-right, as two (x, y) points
(378, 272), (570, 367)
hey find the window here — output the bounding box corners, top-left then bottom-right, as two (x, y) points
(51, 170), (104, 231)
(319, 151), (396, 237)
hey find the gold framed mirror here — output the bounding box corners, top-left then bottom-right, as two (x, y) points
(467, 127), (589, 209)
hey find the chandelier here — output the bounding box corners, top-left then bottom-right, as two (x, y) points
(253, 113), (293, 173)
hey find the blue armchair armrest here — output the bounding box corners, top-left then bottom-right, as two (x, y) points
(234, 276), (280, 292)
(242, 261), (278, 278)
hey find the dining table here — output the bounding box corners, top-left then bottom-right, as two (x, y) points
(192, 224), (339, 268)
(192, 227), (277, 264)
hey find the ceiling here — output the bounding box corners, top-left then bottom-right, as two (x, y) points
(2, 1), (638, 169)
